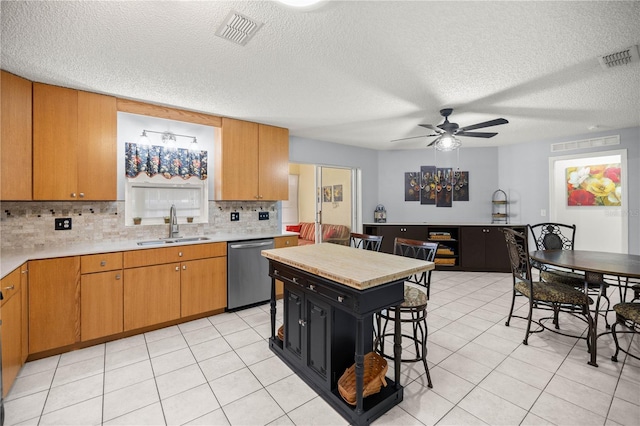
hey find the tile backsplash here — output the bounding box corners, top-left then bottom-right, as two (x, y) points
(0, 201), (279, 251)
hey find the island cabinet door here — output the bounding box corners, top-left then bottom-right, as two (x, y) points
(284, 287), (304, 361)
(306, 296), (331, 385)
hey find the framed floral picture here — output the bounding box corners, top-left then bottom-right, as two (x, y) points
(566, 163), (621, 206)
(323, 186), (332, 202)
(333, 185), (343, 202)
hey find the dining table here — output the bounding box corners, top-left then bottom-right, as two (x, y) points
(529, 249), (640, 367)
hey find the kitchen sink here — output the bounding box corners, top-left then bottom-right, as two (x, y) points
(137, 237), (210, 246)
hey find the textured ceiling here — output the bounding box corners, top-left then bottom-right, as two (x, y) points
(2, 1), (639, 150)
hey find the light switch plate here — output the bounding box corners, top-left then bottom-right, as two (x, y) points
(258, 211), (269, 221)
(230, 212), (240, 221)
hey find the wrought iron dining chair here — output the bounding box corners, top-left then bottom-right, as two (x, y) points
(349, 233), (383, 252)
(375, 237), (438, 388)
(529, 222), (611, 328)
(611, 302), (640, 362)
(503, 228), (594, 347)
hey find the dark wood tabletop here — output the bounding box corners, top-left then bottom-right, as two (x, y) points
(530, 250), (640, 279)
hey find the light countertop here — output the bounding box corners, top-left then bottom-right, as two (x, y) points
(261, 242), (434, 290)
(1, 231), (297, 279)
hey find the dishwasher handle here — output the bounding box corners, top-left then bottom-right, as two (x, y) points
(229, 241), (274, 249)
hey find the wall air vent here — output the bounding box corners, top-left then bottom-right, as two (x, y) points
(550, 135), (620, 152)
(215, 11), (263, 46)
(598, 45), (639, 69)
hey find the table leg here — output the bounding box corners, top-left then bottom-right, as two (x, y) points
(355, 318), (364, 415)
(585, 271), (604, 367)
(394, 307), (402, 389)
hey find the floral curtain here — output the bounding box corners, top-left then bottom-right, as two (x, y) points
(125, 143), (208, 180)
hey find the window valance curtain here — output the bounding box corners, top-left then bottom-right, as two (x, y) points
(125, 143), (208, 180)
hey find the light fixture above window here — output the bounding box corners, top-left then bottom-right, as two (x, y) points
(139, 129), (197, 148)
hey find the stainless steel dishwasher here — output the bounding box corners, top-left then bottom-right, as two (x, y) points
(227, 239), (275, 310)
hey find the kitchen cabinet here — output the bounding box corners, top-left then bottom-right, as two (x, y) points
(363, 225), (429, 254)
(274, 235), (299, 298)
(1, 70), (32, 200)
(28, 257), (80, 354)
(460, 226), (522, 272)
(1, 267), (22, 397)
(33, 83), (116, 200)
(80, 253), (123, 341)
(20, 263), (28, 364)
(427, 226), (460, 269)
(216, 118), (289, 200)
(123, 242), (227, 330)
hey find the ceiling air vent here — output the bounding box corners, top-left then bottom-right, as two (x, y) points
(215, 11), (263, 46)
(598, 45), (639, 69)
(550, 135), (620, 152)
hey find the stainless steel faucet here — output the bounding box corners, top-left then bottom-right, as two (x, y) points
(169, 204), (179, 238)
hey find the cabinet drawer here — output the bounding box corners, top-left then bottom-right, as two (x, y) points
(272, 264), (306, 287)
(306, 278), (353, 310)
(1, 267), (21, 306)
(81, 252), (123, 274)
(124, 242), (226, 268)
(275, 235), (298, 248)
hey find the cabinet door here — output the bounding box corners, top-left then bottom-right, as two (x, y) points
(77, 91), (117, 200)
(258, 124), (289, 200)
(1, 289), (21, 397)
(484, 227), (511, 271)
(181, 257), (227, 317)
(306, 296), (330, 384)
(124, 263), (181, 331)
(284, 286), (304, 361)
(216, 118), (259, 200)
(81, 271), (123, 341)
(33, 83), (79, 200)
(460, 227), (487, 270)
(29, 257), (81, 354)
(1, 70), (32, 200)
(20, 263), (29, 364)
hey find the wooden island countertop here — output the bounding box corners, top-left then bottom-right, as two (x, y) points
(261, 242), (434, 290)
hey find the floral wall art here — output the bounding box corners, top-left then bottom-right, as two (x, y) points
(566, 163), (621, 206)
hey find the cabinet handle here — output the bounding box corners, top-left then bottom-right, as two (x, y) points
(79, 193), (85, 198)
(115, 274), (121, 280)
(298, 319), (306, 327)
(308, 284), (315, 290)
(100, 261), (107, 267)
(285, 241), (290, 245)
(175, 266), (180, 271)
(3, 285), (14, 291)
(21, 269), (28, 274)
(274, 269), (279, 276)
(337, 296), (344, 303)
(178, 252), (183, 257)
(71, 192), (76, 198)
(182, 265), (186, 270)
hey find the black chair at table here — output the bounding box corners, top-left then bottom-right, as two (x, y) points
(611, 302), (640, 362)
(349, 232), (383, 252)
(374, 237), (438, 388)
(503, 228), (594, 348)
(529, 222), (611, 328)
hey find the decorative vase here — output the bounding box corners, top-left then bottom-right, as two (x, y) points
(133, 218), (142, 225)
(187, 217), (194, 223)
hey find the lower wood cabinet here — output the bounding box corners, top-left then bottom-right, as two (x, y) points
(1, 267), (23, 397)
(81, 270), (123, 341)
(28, 257), (81, 354)
(460, 226), (525, 272)
(124, 263), (181, 331)
(181, 257), (226, 317)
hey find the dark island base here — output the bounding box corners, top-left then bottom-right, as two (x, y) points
(269, 338), (403, 425)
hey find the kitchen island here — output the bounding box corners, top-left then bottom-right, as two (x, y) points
(261, 243), (434, 426)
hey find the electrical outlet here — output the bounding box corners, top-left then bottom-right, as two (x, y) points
(230, 212), (240, 221)
(55, 217), (72, 230)
(258, 211), (269, 221)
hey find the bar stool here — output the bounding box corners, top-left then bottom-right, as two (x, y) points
(374, 237), (438, 388)
(349, 232), (383, 252)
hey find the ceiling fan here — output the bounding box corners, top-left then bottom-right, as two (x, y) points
(393, 108), (509, 151)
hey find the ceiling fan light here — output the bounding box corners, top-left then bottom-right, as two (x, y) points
(435, 134), (461, 152)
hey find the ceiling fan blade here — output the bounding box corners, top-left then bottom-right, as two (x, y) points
(390, 134), (437, 143)
(426, 136), (442, 147)
(458, 118), (508, 132)
(419, 124), (445, 134)
(456, 131), (498, 138)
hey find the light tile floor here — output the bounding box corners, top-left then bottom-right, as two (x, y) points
(5, 271), (640, 425)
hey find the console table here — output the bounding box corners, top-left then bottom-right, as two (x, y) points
(261, 243), (434, 425)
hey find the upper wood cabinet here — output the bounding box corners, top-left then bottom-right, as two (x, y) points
(33, 83), (116, 200)
(216, 117), (289, 201)
(1, 70), (32, 200)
